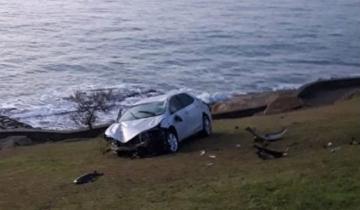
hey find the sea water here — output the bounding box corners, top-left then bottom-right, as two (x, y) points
(1, 0), (359, 129)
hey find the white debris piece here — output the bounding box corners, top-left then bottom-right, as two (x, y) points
(200, 150), (206, 156)
(330, 147), (341, 153)
(206, 162), (214, 166)
(208, 155), (216, 159)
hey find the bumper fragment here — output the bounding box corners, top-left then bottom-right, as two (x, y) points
(107, 128), (167, 154)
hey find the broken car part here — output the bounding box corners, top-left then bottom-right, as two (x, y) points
(73, 171), (104, 185)
(254, 144), (288, 160)
(245, 127), (287, 143)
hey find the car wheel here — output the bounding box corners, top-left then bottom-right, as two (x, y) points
(165, 130), (179, 153)
(202, 115), (212, 136)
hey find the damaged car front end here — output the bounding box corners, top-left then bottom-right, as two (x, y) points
(104, 100), (170, 156)
(104, 92), (212, 157)
(105, 125), (168, 155)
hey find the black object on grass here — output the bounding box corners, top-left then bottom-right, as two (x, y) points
(73, 171), (104, 185)
(246, 127), (287, 144)
(254, 144), (288, 160)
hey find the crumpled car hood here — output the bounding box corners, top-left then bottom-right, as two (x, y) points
(105, 115), (164, 143)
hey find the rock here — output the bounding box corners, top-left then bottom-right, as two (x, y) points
(0, 115), (33, 130)
(0, 136), (33, 150)
(211, 90), (300, 119)
(211, 92), (274, 113)
(264, 95), (303, 115)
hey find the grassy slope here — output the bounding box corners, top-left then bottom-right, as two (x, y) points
(0, 97), (360, 210)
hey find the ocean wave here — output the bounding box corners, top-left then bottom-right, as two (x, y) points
(1, 84), (236, 130)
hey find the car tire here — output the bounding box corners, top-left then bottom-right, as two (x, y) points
(165, 130), (179, 153)
(201, 115), (212, 137)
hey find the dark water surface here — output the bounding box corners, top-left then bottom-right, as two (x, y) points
(1, 0), (360, 129)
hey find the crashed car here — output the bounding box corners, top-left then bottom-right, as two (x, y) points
(104, 92), (212, 155)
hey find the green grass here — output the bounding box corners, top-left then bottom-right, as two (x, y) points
(1, 97), (360, 210)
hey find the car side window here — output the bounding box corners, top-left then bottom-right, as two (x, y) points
(169, 96), (183, 114)
(177, 93), (194, 108)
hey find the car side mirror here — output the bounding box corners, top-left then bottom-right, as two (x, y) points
(174, 115), (183, 122)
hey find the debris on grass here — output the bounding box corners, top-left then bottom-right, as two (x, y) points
(208, 155), (216, 159)
(206, 162), (214, 167)
(200, 150), (206, 156)
(330, 147), (341, 153)
(245, 127), (287, 144)
(324, 142), (333, 148)
(235, 144), (241, 148)
(322, 141), (343, 153)
(350, 138), (359, 145)
(73, 171), (104, 185)
(254, 144), (288, 160)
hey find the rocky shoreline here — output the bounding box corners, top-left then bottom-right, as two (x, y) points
(212, 77), (360, 119)
(1, 76), (360, 149)
(0, 115), (33, 130)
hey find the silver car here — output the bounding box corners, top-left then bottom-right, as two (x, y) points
(104, 92), (212, 155)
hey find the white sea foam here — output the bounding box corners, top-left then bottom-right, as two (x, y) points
(2, 85), (237, 130)
(1, 0), (360, 129)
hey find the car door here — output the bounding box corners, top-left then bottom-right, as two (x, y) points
(168, 95), (188, 140)
(177, 93), (202, 135)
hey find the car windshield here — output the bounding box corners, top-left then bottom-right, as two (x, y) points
(120, 101), (166, 121)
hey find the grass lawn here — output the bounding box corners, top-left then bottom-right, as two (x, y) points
(0, 97), (360, 210)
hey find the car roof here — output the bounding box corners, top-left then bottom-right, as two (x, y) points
(133, 91), (191, 105)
